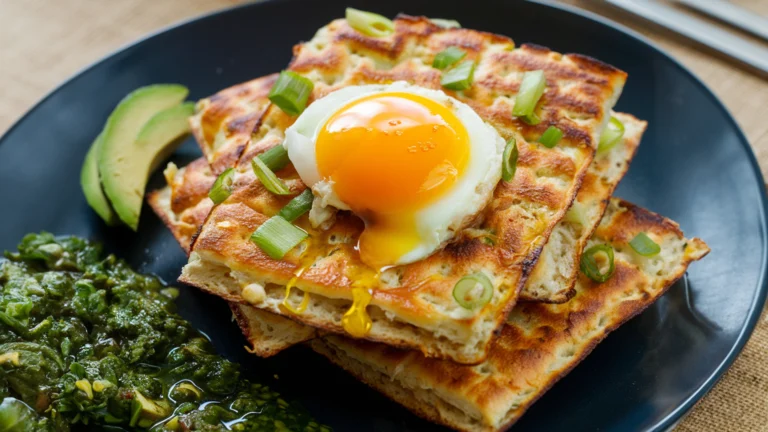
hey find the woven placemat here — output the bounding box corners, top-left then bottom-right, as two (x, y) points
(1, 1), (767, 430)
(677, 309), (768, 431)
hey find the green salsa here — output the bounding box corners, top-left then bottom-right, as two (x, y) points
(0, 233), (328, 432)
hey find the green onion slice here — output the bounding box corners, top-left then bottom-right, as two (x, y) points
(345, 8), (395, 38)
(209, 168), (235, 204)
(258, 145), (290, 172)
(538, 126), (563, 148)
(598, 116), (625, 152)
(629, 232), (661, 256)
(513, 70), (546, 117)
(433, 47), (466, 70)
(268, 71), (314, 116)
(520, 112), (541, 126)
(564, 201), (588, 226)
(580, 244), (615, 283)
(453, 272), (493, 309)
(278, 189), (314, 222)
(441, 60), (475, 91)
(430, 18), (461, 29)
(502, 138), (518, 182)
(251, 216), (308, 260)
(251, 157), (291, 195)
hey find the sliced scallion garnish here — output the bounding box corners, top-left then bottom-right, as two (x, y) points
(345, 8), (395, 38)
(502, 138), (518, 182)
(251, 157), (291, 195)
(513, 70), (546, 117)
(250, 216), (308, 260)
(629, 232), (661, 256)
(564, 201), (588, 226)
(441, 60), (475, 91)
(258, 145), (290, 172)
(520, 112), (541, 126)
(580, 244), (615, 283)
(430, 18), (461, 29)
(598, 116), (625, 152)
(538, 126), (563, 148)
(208, 168), (235, 204)
(268, 71), (314, 116)
(452, 272), (493, 309)
(433, 47), (466, 70)
(278, 189), (314, 222)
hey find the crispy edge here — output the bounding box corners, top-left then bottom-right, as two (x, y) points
(309, 199), (710, 431)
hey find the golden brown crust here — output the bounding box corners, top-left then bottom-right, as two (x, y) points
(521, 112), (647, 303)
(147, 159), (214, 254)
(310, 198), (710, 432)
(182, 15), (627, 364)
(189, 74), (278, 174)
(230, 303), (316, 357)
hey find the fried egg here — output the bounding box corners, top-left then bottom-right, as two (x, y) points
(283, 82), (504, 269)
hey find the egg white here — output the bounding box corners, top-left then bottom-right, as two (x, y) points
(283, 81), (505, 265)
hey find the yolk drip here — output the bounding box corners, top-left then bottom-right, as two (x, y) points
(342, 286), (373, 337)
(316, 92), (470, 268)
(340, 264), (381, 337)
(281, 276), (310, 315)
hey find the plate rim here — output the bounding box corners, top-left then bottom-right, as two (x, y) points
(1, 1), (766, 430)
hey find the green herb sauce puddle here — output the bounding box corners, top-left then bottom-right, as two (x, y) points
(0, 233), (329, 432)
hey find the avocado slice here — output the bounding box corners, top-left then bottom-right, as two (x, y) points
(97, 85), (190, 231)
(80, 133), (120, 226)
(137, 102), (196, 174)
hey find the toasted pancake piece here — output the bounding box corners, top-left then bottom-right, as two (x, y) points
(181, 16), (628, 364)
(147, 158), (215, 254)
(230, 303), (316, 357)
(150, 110), (643, 356)
(189, 74), (278, 174)
(226, 113), (645, 355)
(521, 112), (646, 302)
(311, 199), (710, 432)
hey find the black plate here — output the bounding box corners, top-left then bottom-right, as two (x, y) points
(1, 0), (766, 430)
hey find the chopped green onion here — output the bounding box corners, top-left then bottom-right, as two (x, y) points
(580, 244), (615, 283)
(629, 232), (661, 256)
(452, 272), (493, 309)
(209, 168), (235, 204)
(258, 145), (290, 171)
(430, 18), (461, 29)
(433, 47), (466, 70)
(278, 189), (314, 222)
(251, 216), (308, 260)
(502, 138), (518, 182)
(520, 112), (541, 126)
(564, 201), (588, 226)
(513, 70), (546, 117)
(268, 71), (314, 116)
(538, 126), (563, 148)
(345, 8), (395, 38)
(598, 116), (625, 152)
(251, 157), (291, 195)
(441, 60), (475, 91)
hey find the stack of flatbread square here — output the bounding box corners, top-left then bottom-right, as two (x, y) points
(149, 15), (709, 431)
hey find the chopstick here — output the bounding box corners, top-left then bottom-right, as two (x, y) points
(677, 0), (768, 43)
(605, 0), (768, 76)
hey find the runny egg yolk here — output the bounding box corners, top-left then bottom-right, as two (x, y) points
(316, 92), (470, 268)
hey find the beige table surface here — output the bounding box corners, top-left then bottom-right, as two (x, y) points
(1, 0), (767, 430)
